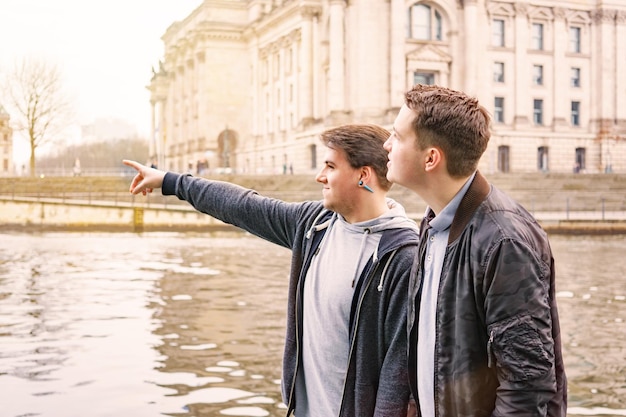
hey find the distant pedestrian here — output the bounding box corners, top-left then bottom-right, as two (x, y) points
(73, 158), (81, 177)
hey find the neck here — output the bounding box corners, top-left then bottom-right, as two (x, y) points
(343, 195), (390, 224)
(423, 175), (472, 216)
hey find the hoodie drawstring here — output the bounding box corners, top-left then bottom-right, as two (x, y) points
(378, 249), (398, 291)
(352, 228), (371, 287)
(305, 210), (332, 239)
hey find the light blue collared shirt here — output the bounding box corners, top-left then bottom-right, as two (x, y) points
(417, 172), (475, 417)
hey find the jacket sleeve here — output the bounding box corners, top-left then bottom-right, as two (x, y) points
(484, 238), (557, 416)
(374, 246), (416, 416)
(162, 172), (318, 249)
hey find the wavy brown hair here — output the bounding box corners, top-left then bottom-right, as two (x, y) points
(320, 124), (392, 191)
(405, 84), (491, 177)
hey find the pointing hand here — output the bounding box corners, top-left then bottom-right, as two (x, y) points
(123, 159), (166, 195)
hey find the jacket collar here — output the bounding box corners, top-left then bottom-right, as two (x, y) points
(448, 170), (491, 243)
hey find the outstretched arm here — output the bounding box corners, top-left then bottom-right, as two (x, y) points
(123, 159), (166, 195)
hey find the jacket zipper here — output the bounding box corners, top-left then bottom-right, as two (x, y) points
(285, 282), (301, 414)
(487, 330), (495, 369)
(337, 260), (380, 415)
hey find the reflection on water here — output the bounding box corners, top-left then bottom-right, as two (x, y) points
(0, 232), (290, 417)
(553, 235), (626, 417)
(0, 232), (624, 416)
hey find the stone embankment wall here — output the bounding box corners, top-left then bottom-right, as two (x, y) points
(1, 173), (625, 233)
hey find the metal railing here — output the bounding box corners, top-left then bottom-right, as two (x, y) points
(1, 189), (625, 222)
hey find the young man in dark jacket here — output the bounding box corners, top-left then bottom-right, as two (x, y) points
(124, 124), (419, 416)
(384, 85), (567, 416)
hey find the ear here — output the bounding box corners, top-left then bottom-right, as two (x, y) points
(424, 147), (443, 172)
(359, 165), (374, 183)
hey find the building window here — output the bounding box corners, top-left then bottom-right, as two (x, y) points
(571, 101), (580, 126)
(408, 4), (442, 41)
(538, 146), (549, 172)
(414, 72), (435, 85)
(575, 147), (586, 172)
(493, 62), (504, 82)
(569, 27), (581, 53)
(571, 67), (581, 87)
(494, 97), (505, 123)
(498, 145), (510, 173)
(309, 144), (317, 169)
(531, 23), (544, 50)
(492, 19), (505, 47)
(533, 99), (543, 125)
(532, 65), (543, 85)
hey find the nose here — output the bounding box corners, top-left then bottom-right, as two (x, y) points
(383, 136), (391, 151)
(315, 169), (325, 183)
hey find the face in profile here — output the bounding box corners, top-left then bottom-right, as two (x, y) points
(384, 105), (425, 192)
(315, 146), (361, 217)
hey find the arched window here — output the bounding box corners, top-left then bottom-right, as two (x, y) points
(408, 4), (443, 41)
(575, 147), (586, 172)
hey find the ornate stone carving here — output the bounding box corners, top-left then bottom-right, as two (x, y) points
(553, 7), (567, 20)
(592, 9), (617, 24)
(301, 5), (322, 19)
(514, 2), (529, 16)
(289, 28), (302, 43)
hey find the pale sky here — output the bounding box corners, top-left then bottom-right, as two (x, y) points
(0, 0), (202, 160)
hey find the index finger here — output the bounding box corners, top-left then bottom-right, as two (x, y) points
(123, 159), (142, 171)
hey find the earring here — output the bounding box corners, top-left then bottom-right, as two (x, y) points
(358, 180), (374, 193)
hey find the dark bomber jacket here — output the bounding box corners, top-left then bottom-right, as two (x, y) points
(408, 171), (567, 417)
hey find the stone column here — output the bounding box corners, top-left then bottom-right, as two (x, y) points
(592, 9), (618, 172)
(150, 100), (157, 160)
(390, 0), (405, 107)
(464, 0), (478, 95)
(328, 0), (346, 113)
(552, 7), (568, 129)
(300, 12), (314, 125)
(615, 11), (626, 130)
(591, 9), (617, 133)
(514, 2), (530, 127)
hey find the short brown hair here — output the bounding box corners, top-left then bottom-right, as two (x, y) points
(405, 84), (491, 177)
(320, 124), (392, 190)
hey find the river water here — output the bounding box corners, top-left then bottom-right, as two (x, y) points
(0, 232), (624, 417)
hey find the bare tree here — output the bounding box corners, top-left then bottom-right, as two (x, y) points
(3, 58), (73, 176)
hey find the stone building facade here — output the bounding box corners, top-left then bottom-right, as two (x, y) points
(148, 0), (626, 175)
(0, 105), (14, 176)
